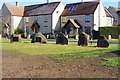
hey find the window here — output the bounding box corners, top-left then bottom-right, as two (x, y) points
(68, 5), (77, 11)
(85, 27), (91, 35)
(62, 17), (67, 23)
(44, 16), (48, 22)
(85, 15), (90, 22)
(44, 26), (48, 28)
(26, 17), (29, 22)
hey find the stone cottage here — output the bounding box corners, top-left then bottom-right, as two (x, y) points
(1, 2), (24, 34)
(61, 1), (113, 37)
(1, 1), (64, 36)
(108, 6), (120, 26)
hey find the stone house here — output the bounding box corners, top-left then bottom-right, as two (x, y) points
(1, 1), (64, 36)
(61, 1), (113, 37)
(24, 1), (64, 35)
(0, 10), (2, 25)
(108, 6), (120, 26)
(0, 9), (2, 33)
(1, 2), (24, 34)
(1, 0), (114, 37)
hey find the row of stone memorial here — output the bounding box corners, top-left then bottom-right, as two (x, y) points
(10, 32), (109, 47)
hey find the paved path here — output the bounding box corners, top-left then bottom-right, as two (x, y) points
(47, 39), (120, 44)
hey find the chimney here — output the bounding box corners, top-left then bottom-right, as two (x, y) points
(47, 0), (50, 4)
(81, 0), (83, 2)
(16, 1), (19, 7)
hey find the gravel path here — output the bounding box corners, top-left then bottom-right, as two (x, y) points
(2, 50), (119, 78)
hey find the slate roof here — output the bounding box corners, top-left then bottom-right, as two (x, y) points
(108, 6), (120, 17)
(61, 2), (99, 16)
(3, 2), (60, 17)
(24, 2), (60, 16)
(3, 3), (24, 16)
(109, 6), (120, 11)
(104, 7), (113, 17)
(63, 19), (81, 29)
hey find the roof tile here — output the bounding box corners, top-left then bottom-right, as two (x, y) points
(62, 2), (99, 16)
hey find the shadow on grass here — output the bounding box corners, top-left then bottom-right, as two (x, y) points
(50, 49), (108, 61)
(110, 50), (120, 56)
(50, 47), (120, 61)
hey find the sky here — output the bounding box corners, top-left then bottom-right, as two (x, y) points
(0, 0), (119, 9)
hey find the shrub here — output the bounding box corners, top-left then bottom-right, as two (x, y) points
(92, 30), (100, 39)
(99, 27), (120, 39)
(15, 28), (24, 34)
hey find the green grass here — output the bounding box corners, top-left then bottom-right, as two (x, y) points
(99, 57), (120, 67)
(108, 39), (119, 42)
(1, 40), (119, 61)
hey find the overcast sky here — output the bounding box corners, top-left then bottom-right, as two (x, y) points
(0, 0), (119, 8)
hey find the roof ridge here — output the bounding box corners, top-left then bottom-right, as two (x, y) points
(4, 3), (24, 7)
(66, 1), (99, 5)
(104, 7), (113, 17)
(25, 1), (61, 7)
(24, 1), (60, 12)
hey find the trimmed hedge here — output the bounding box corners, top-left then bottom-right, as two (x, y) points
(99, 27), (120, 39)
(15, 28), (24, 34)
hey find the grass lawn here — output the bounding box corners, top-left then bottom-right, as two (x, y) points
(99, 57), (120, 67)
(1, 39), (118, 54)
(1, 39), (120, 67)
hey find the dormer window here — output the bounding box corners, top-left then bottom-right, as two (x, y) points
(68, 5), (77, 11)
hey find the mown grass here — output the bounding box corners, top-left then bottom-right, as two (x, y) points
(1, 39), (119, 59)
(99, 57), (120, 67)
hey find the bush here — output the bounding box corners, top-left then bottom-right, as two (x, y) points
(99, 27), (120, 39)
(92, 30), (100, 39)
(15, 28), (24, 34)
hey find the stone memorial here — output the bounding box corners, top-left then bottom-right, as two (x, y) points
(35, 33), (47, 43)
(78, 32), (89, 46)
(31, 33), (47, 43)
(31, 34), (36, 43)
(97, 35), (109, 47)
(10, 34), (19, 42)
(56, 33), (68, 45)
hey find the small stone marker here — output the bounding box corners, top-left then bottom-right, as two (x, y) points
(27, 34), (31, 39)
(75, 34), (78, 40)
(13, 37), (19, 42)
(78, 32), (89, 46)
(108, 35), (111, 40)
(0, 34), (1, 40)
(56, 33), (68, 45)
(97, 35), (109, 47)
(31, 34), (36, 43)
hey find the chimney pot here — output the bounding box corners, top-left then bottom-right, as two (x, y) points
(47, 0), (50, 4)
(16, 1), (19, 7)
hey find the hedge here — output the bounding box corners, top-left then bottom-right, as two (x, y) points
(99, 27), (120, 39)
